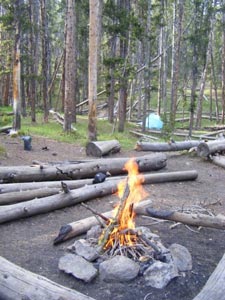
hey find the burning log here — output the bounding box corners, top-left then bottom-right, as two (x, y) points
(197, 139), (225, 158)
(0, 170), (198, 195)
(193, 253), (225, 300)
(86, 140), (121, 157)
(54, 199), (152, 245)
(0, 256), (95, 300)
(135, 140), (201, 152)
(145, 208), (225, 230)
(0, 153), (167, 183)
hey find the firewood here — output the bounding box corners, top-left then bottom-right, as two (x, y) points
(0, 153), (167, 183)
(145, 208), (225, 230)
(0, 256), (95, 300)
(0, 170), (198, 204)
(197, 139), (225, 158)
(135, 140), (201, 152)
(192, 253), (225, 300)
(210, 155), (225, 169)
(86, 140), (121, 157)
(54, 199), (152, 244)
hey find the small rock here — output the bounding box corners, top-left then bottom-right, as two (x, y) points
(68, 239), (99, 262)
(169, 243), (192, 271)
(136, 226), (160, 241)
(86, 225), (102, 240)
(58, 253), (98, 283)
(143, 260), (178, 289)
(99, 255), (140, 282)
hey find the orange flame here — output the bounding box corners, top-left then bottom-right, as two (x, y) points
(104, 158), (148, 249)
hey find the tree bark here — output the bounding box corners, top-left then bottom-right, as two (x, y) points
(54, 199), (153, 244)
(0, 170), (198, 204)
(0, 256), (95, 300)
(86, 140), (121, 157)
(197, 140), (225, 158)
(192, 253), (225, 300)
(0, 154), (167, 183)
(146, 208), (225, 230)
(135, 140), (200, 152)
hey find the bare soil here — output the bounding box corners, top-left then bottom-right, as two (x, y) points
(0, 134), (225, 300)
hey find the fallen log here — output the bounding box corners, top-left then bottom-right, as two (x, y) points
(86, 140), (121, 157)
(192, 253), (225, 300)
(210, 155), (225, 169)
(135, 140), (200, 152)
(0, 170), (198, 204)
(145, 208), (225, 230)
(197, 139), (225, 158)
(54, 199), (152, 244)
(0, 153), (167, 183)
(0, 256), (95, 300)
(0, 180), (119, 224)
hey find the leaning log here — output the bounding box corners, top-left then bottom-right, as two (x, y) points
(0, 256), (95, 300)
(0, 170), (198, 204)
(192, 253), (225, 300)
(86, 140), (121, 157)
(145, 208), (225, 230)
(0, 153), (167, 183)
(135, 140), (200, 152)
(54, 199), (152, 244)
(197, 139), (225, 158)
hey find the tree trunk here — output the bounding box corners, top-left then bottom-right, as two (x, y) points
(12, 0), (22, 131)
(0, 256), (95, 300)
(0, 154), (167, 183)
(88, 0), (102, 140)
(211, 155), (225, 169)
(221, 0), (225, 124)
(197, 140), (225, 158)
(0, 170), (197, 204)
(136, 140), (200, 152)
(64, 0), (76, 131)
(192, 253), (225, 300)
(86, 140), (121, 157)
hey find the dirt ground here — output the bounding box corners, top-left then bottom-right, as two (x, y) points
(0, 134), (225, 300)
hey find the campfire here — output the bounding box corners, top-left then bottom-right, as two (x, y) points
(98, 158), (162, 260)
(58, 158), (192, 288)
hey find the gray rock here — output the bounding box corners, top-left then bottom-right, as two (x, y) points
(169, 243), (192, 271)
(86, 225), (102, 240)
(99, 255), (140, 282)
(136, 226), (160, 241)
(58, 253), (98, 283)
(68, 239), (99, 262)
(143, 260), (178, 289)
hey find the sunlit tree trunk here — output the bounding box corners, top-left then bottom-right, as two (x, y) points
(64, 0), (76, 132)
(170, 0), (184, 131)
(12, 0), (22, 131)
(40, 0), (50, 122)
(221, 0), (225, 123)
(88, 0), (102, 140)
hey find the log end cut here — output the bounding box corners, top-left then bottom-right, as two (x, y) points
(86, 140), (121, 157)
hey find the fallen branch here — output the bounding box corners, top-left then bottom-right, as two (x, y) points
(210, 155), (225, 169)
(0, 153), (167, 183)
(54, 199), (152, 244)
(0, 256), (95, 300)
(145, 208), (225, 230)
(86, 140), (121, 157)
(192, 253), (225, 300)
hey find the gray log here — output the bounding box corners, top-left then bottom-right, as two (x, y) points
(135, 140), (200, 152)
(197, 140), (225, 157)
(192, 253), (225, 300)
(0, 256), (95, 300)
(0, 170), (198, 204)
(54, 199), (153, 244)
(211, 155), (225, 169)
(86, 140), (121, 157)
(0, 153), (167, 183)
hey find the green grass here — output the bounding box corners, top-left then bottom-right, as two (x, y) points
(20, 114), (138, 150)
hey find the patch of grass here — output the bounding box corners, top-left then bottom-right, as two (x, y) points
(0, 144), (7, 158)
(21, 114), (138, 150)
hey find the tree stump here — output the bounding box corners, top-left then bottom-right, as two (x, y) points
(86, 140), (121, 157)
